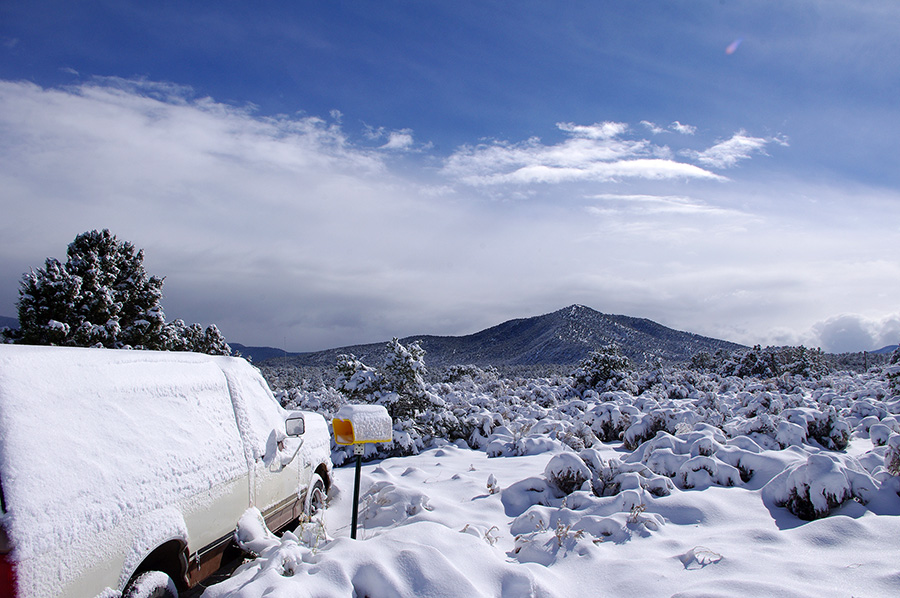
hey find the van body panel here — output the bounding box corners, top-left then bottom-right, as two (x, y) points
(0, 345), (332, 598)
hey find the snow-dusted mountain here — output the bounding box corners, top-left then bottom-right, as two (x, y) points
(0, 315), (19, 330)
(268, 305), (745, 368)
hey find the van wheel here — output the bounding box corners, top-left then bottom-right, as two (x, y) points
(304, 473), (327, 518)
(124, 571), (178, 598)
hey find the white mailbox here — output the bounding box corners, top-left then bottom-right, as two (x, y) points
(332, 404), (392, 445)
(331, 403), (393, 540)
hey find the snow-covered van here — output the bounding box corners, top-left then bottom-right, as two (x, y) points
(0, 345), (332, 598)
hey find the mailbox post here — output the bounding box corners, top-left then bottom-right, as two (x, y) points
(332, 404), (392, 539)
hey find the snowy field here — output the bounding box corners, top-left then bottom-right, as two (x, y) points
(206, 442), (900, 598)
(205, 352), (900, 598)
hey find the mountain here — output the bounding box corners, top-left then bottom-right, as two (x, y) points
(264, 305), (745, 369)
(872, 345), (898, 355)
(229, 343), (292, 363)
(0, 315), (19, 330)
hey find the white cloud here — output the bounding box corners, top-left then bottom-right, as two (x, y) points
(639, 120), (696, 136)
(557, 121), (629, 139)
(669, 121), (697, 135)
(683, 130), (783, 169)
(640, 120), (666, 135)
(443, 121), (723, 186)
(381, 129), (415, 151)
(364, 124), (416, 151)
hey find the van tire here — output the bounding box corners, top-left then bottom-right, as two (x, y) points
(304, 473), (327, 518)
(124, 571), (178, 598)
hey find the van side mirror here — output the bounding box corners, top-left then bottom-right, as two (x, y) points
(285, 413), (305, 437)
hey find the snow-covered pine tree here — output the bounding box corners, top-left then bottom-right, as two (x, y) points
(382, 338), (442, 420)
(16, 257), (79, 346)
(334, 338), (443, 420)
(13, 229), (230, 354)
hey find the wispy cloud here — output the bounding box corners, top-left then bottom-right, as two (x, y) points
(639, 120), (697, 136)
(443, 121), (724, 185)
(640, 120), (666, 135)
(587, 194), (747, 218)
(669, 121), (697, 135)
(683, 130), (788, 169)
(364, 125), (418, 151)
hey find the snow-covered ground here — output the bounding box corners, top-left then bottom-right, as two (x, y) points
(204, 353), (900, 597)
(204, 441), (900, 597)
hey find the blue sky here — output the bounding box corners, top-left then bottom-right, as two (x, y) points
(2, 0), (899, 353)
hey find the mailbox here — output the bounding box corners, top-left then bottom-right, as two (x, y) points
(332, 404), (392, 445)
(331, 403), (393, 540)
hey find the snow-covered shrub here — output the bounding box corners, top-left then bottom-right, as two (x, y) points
(737, 391), (783, 417)
(440, 364), (500, 385)
(501, 476), (554, 517)
(485, 422), (565, 457)
(690, 351), (717, 372)
(623, 409), (679, 450)
(544, 453), (592, 496)
(580, 449), (675, 497)
(572, 345), (632, 393)
(806, 407), (850, 450)
(622, 427), (744, 491)
(719, 345), (779, 378)
(764, 453), (876, 520)
(276, 385), (345, 415)
(678, 455), (741, 489)
(775, 420), (807, 448)
(586, 402), (632, 442)
(779, 346), (829, 379)
(869, 423), (893, 447)
(886, 361), (900, 396)
(885, 434), (900, 476)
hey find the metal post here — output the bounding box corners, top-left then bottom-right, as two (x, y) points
(350, 444), (364, 539)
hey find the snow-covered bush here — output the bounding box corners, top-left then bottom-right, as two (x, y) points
(764, 453), (876, 520)
(805, 407), (850, 450)
(544, 453), (591, 495)
(720, 345), (779, 378)
(622, 409), (682, 450)
(572, 345), (633, 393)
(885, 434), (900, 476)
(586, 402), (633, 442)
(580, 449), (675, 497)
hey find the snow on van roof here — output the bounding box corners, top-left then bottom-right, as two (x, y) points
(0, 345), (256, 598)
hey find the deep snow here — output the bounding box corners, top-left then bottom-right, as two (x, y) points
(205, 354), (900, 597)
(202, 439), (900, 597)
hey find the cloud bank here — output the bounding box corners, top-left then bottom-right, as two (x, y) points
(1, 78), (897, 353)
(442, 121), (731, 186)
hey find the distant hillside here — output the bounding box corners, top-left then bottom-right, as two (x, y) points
(264, 304), (746, 369)
(229, 343), (291, 363)
(0, 316), (19, 330)
(872, 345), (898, 355)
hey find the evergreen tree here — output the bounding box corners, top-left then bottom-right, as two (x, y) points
(13, 229), (230, 355)
(335, 338), (443, 420)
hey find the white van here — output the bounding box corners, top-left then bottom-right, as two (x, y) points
(0, 345), (332, 598)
